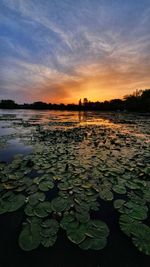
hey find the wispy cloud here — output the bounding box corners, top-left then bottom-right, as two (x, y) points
(0, 0), (150, 103)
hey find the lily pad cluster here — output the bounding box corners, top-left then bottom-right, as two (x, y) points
(0, 112), (150, 256)
(19, 218), (59, 251)
(61, 214), (109, 250)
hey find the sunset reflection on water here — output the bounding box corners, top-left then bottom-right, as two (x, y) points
(0, 109), (149, 141)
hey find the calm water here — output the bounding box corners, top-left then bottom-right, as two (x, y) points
(0, 109), (149, 161)
(0, 109), (150, 267)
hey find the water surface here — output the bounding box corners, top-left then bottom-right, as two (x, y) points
(0, 109), (150, 267)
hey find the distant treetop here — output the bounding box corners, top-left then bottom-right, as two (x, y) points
(0, 89), (150, 112)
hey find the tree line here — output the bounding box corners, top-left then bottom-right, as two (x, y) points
(0, 89), (150, 112)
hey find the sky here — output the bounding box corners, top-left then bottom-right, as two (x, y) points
(0, 0), (150, 104)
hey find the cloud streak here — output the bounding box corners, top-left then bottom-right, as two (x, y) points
(0, 0), (150, 103)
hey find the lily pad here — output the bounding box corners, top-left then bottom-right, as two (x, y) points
(75, 212), (90, 223)
(132, 224), (150, 255)
(124, 201), (148, 220)
(60, 214), (75, 230)
(39, 181), (54, 191)
(113, 199), (126, 209)
(119, 214), (140, 237)
(51, 197), (68, 212)
(19, 221), (41, 251)
(99, 189), (113, 201)
(28, 192), (45, 206)
(58, 182), (72, 190)
(34, 202), (52, 218)
(113, 184), (126, 194)
(67, 225), (86, 244)
(41, 219), (59, 234)
(0, 194), (25, 214)
(79, 236), (107, 250)
(24, 204), (34, 216)
(41, 235), (57, 247)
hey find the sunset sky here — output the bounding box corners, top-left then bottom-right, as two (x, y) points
(0, 0), (150, 104)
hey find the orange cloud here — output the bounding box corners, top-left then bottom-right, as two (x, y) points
(27, 61), (150, 104)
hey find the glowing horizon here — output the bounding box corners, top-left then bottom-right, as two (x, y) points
(0, 0), (150, 104)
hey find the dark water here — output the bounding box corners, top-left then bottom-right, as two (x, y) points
(0, 139), (32, 162)
(0, 202), (149, 267)
(0, 109), (150, 267)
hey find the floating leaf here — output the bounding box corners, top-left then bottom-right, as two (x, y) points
(0, 194), (25, 214)
(24, 204), (34, 216)
(119, 214), (140, 237)
(99, 189), (113, 201)
(67, 225), (86, 244)
(39, 181), (54, 191)
(124, 201), (148, 220)
(113, 199), (125, 209)
(41, 219), (59, 234)
(79, 237), (107, 250)
(41, 235), (57, 247)
(58, 182), (72, 190)
(34, 202), (52, 218)
(40, 219), (59, 247)
(28, 192), (45, 206)
(51, 197), (68, 212)
(132, 224), (150, 255)
(75, 212), (90, 223)
(113, 185), (126, 194)
(60, 214), (75, 230)
(19, 221), (41, 251)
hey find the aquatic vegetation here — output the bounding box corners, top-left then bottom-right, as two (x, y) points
(0, 111), (150, 256)
(0, 193), (25, 214)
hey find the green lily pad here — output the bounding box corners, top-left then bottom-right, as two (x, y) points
(0, 194), (25, 214)
(58, 182), (72, 190)
(51, 197), (68, 212)
(79, 221), (108, 251)
(126, 181), (140, 190)
(65, 218), (109, 249)
(99, 189), (113, 201)
(132, 224), (150, 255)
(60, 214), (75, 230)
(84, 220), (109, 239)
(75, 212), (90, 223)
(119, 214), (140, 237)
(19, 222), (41, 251)
(82, 183), (92, 189)
(79, 236), (107, 250)
(39, 181), (54, 191)
(74, 201), (89, 213)
(26, 185), (38, 194)
(113, 199), (126, 209)
(9, 194), (26, 212)
(28, 192), (45, 206)
(67, 225), (86, 244)
(113, 185), (126, 194)
(66, 220), (79, 231)
(24, 204), (34, 216)
(124, 202), (148, 220)
(34, 202), (52, 218)
(41, 219), (59, 234)
(41, 235), (57, 247)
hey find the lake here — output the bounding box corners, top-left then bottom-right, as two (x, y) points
(0, 109), (150, 267)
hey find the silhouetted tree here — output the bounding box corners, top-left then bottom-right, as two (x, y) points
(109, 99), (124, 111)
(0, 100), (18, 109)
(79, 99), (82, 108)
(0, 89), (149, 112)
(83, 98), (88, 109)
(31, 102), (48, 109)
(140, 89), (150, 112)
(124, 89), (150, 112)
